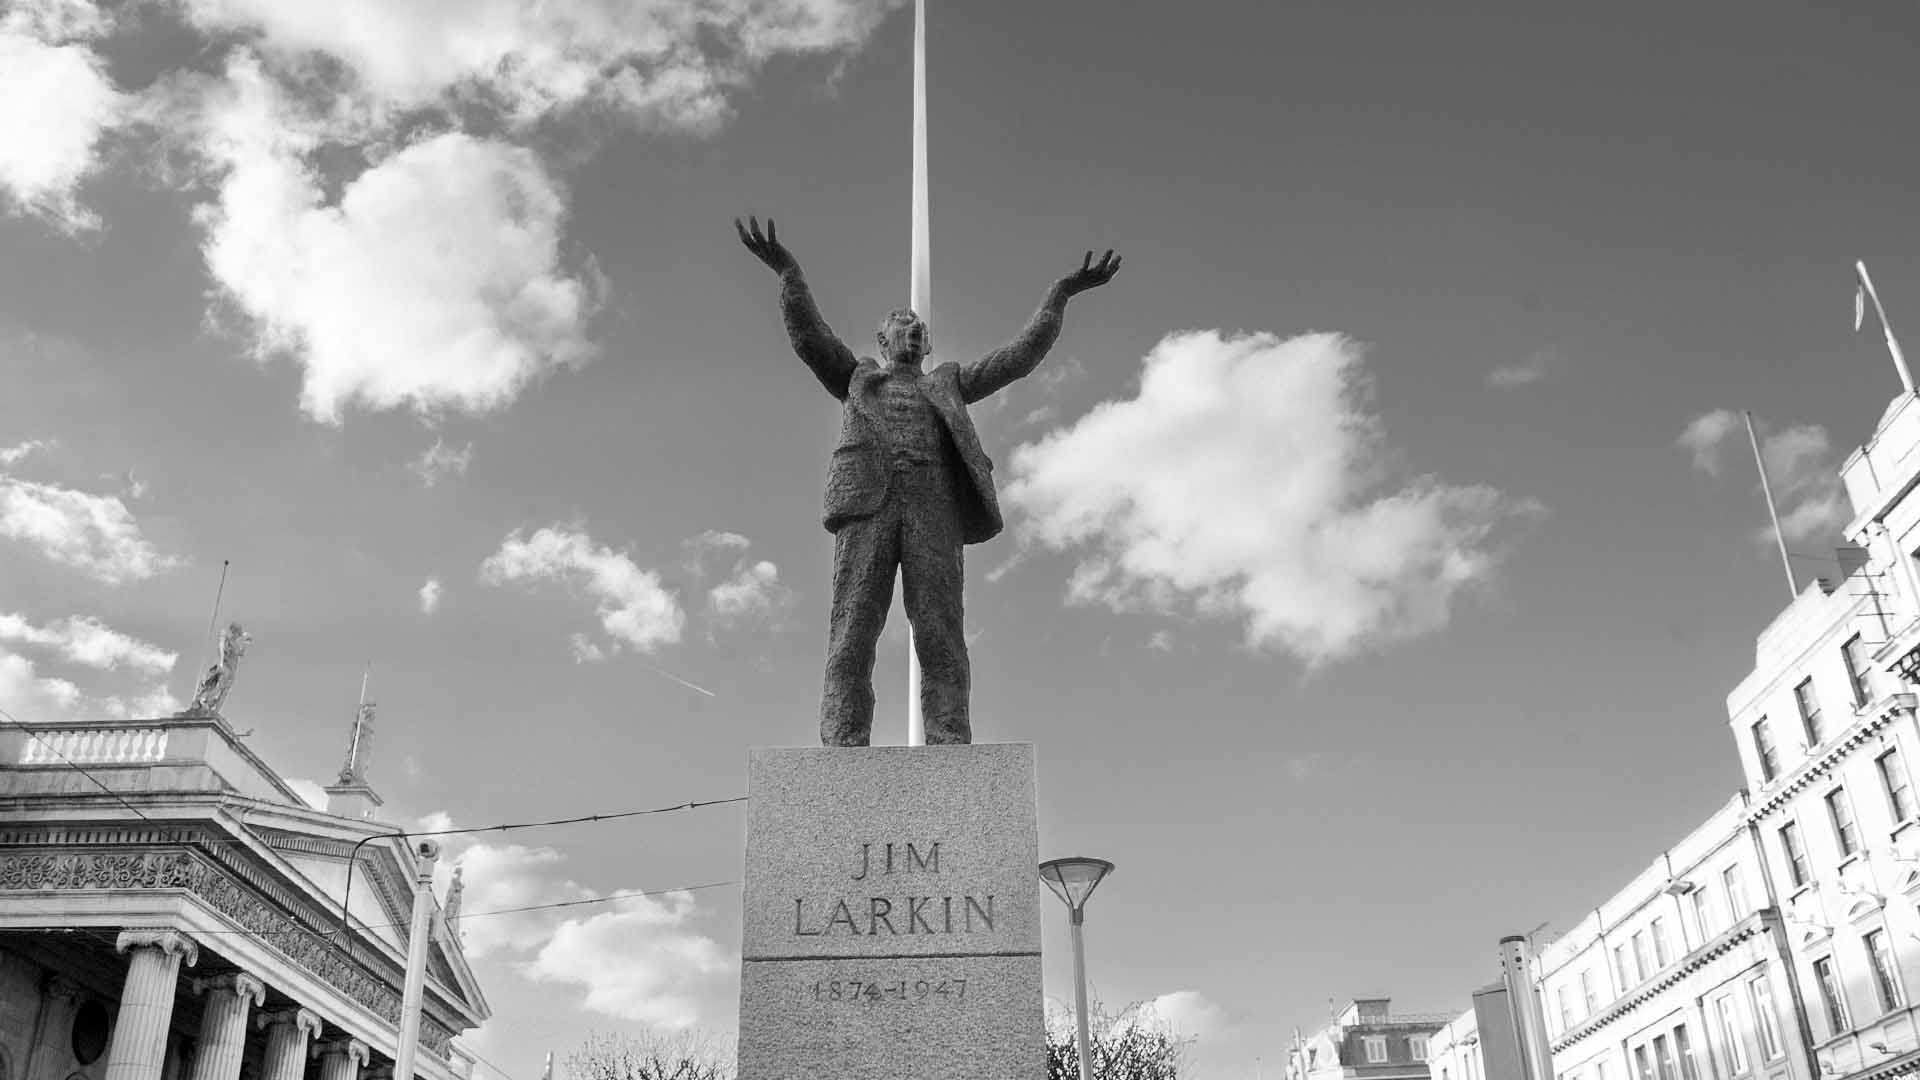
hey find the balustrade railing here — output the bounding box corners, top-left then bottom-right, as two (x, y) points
(19, 726), (168, 765)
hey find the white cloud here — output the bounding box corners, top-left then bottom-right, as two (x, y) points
(0, 439), (55, 465)
(0, 1), (125, 232)
(1006, 330), (1534, 666)
(0, 473), (177, 584)
(526, 891), (731, 1027)
(192, 57), (601, 423)
(1485, 346), (1562, 389)
(423, 819), (731, 1026)
(480, 525), (684, 656)
(179, 0), (906, 131)
(0, 649), (82, 721)
(418, 577), (443, 615)
(1143, 991), (1232, 1040)
(684, 531), (791, 627)
(0, 612), (176, 674)
(708, 560), (789, 623)
(411, 439), (474, 487)
(0, 609), (178, 723)
(1678, 408), (1742, 476)
(1680, 411), (1853, 547)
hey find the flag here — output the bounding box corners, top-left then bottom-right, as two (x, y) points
(541, 1053), (552, 1080)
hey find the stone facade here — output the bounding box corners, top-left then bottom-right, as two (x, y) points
(0, 714), (488, 1080)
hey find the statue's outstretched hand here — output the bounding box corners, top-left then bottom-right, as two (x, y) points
(736, 216), (798, 274)
(1057, 249), (1121, 297)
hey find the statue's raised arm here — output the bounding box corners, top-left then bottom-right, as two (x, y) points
(737, 216), (857, 400)
(958, 249), (1121, 404)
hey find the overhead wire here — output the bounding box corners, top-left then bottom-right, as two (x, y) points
(5, 878), (745, 937)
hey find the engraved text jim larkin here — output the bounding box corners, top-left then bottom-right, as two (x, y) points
(791, 840), (995, 937)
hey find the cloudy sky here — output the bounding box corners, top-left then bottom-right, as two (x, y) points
(5, 0), (1920, 1075)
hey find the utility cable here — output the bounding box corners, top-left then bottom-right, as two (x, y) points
(6, 878), (744, 937)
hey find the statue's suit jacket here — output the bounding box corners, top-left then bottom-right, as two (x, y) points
(822, 360), (1002, 544)
(779, 268), (1062, 546)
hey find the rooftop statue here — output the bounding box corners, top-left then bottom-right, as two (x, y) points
(184, 622), (251, 717)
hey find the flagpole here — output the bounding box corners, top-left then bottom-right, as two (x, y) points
(1745, 410), (1797, 598)
(905, 0), (929, 748)
(1857, 260), (1914, 394)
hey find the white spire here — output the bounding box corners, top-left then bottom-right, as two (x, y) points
(906, 0), (930, 747)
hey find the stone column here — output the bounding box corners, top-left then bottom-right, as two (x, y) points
(257, 1009), (322, 1080)
(107, 930), (200, 1080)
(313, 1039), (371, 1080)
(185, 973), (266, 1080)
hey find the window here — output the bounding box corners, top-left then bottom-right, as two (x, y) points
(1752, 720), (1780, 782)
(1692, 885), (1720, 939)
(1557, 986), (1575, 1030)
(1632, 930), (1654, 982)
(1674, 1025), (1699, 1080)
(1796, 678), (1825, 744)
(1365, 1036), (1388, 1064)
(1749, 975), (1783, 1060)
(1633, 1047), (1656, 1080)
(1651, 918), (1672, 968)
(1867, 929), (1908, 1012)
(1827, 787), (1862, 856)
(1652, 1034), (1679, 1080)
(1615, 943), (1637, 989)
(1712, 994), (1748, 1075)
(1410, 1037), (1429, 1062)
(1844, 635), (1873, 707)
(1581, 968), (1600, 1014)
(1723, 865), (1751, 918)
(1814, 956), (1852, 1034)
(1597, 1059), (1611, 1080)
(1879, 747), (1917, 822)
(1779, 822), (1810, 888)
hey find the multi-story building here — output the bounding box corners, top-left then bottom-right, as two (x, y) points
(1724, 389), (1920, 1080)
(0, 704), (487, 1080)
(1428, 1004), (1487, 1080)
(1531, 794), (1812, 1080)
(1292, 999), (1452, 1080)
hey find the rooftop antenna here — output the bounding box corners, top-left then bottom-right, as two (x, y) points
(1744, 411), (1798, 598)
(1856, 260), (1914, 395)
(905, 0), (931, 747)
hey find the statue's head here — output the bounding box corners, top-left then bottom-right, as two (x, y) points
(877, 308), (930, 364)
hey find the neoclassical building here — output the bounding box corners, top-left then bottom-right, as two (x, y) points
(0, 707), (488, 1080)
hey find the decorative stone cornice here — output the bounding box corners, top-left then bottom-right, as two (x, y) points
(3, 850), (456, 1059)
(1747, 698), (1914, 821)
(116, 928), (200, 967)
(259, 1008), (324, 1040)
(1550, 916), (1766, 1052)
(196, 972), (267, 1007)
(313, 1039), (371, 1067)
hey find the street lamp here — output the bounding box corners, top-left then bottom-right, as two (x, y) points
(1041, 856), (1115, 1080)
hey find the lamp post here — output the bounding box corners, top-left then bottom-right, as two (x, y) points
(1041, 856), (1115, 1080)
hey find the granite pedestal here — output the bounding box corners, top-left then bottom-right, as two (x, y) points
(736, 743), (1043, 1080)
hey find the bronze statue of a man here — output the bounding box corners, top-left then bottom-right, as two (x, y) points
(737, 216), (1119, 747)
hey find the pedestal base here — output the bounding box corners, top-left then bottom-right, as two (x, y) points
(736, 744), (1043, 1080)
